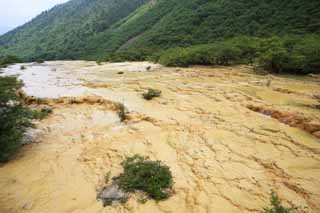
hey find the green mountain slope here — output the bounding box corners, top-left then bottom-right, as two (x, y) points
(0, 0), (149, 60)
(127, 0), (320, 49)
(0, 0), (319, 60)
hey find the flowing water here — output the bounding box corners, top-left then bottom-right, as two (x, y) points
(0, 61), (320, 213)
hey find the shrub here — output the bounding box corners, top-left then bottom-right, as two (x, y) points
(157, 40), (248, 67)
(116, 103), (127, 122)
(117, 155), (173, 200)
(214, 43), (241, 65)
(155, 35), (320, 74)
(258, 35), (320, 74)
(0, 76), (32, 162)
(105, 49), (153, 62)
(36, 59), (45, 64)
(142, 88), (161, 100)
(96, 60), (103, 65)
(229, 36), (260, 65)
(0, 55), (22, 68)
(158, 45), (215, 67)
(0, 105), (33, 162)
(263, 191), (300, 213)
(0, 76), (51, 162)
(104, 171), (111, 184)
(30, 107), (53, 120)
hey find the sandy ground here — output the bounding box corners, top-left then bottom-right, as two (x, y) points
(0, 61), (320, 213)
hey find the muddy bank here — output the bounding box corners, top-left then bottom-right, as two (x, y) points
(247, 105), (320, 139)
(0, 62), (320, 213)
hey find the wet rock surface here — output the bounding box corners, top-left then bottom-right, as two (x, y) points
(22, 128), (44, 145)
(97, 184), (128, 206)
(247, 105), (320, 138)
(0, 62), (320, 213)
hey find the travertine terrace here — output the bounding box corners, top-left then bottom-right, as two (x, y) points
(0, 61), (319, 213)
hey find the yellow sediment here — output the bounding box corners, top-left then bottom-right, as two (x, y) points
(0, 62), (320, 213)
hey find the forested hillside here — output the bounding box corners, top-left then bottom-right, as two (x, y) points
(0, 0), (319, 61)
(0, 0), (149, 60)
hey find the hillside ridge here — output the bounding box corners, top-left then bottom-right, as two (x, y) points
(0, 0), (319, 60)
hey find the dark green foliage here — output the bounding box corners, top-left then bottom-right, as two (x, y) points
(0, 76), (23, 105)
(258, 35), (320, 74)
(117, 155), (173, 200)
(214, 43), (241, 66)
(263, 191), (300, 213)
(105, 49), (152, 62)
(116, 103), (127, 122)
(157, 38), (255, 67)
(0, 105), (33, 162)
(0, 75), (51, 162)
(0, 0), (150, 60)
(0, 55), (22, 68)
(30, 107), (53, 120)
(126, 0), (320, 51)
(0, 76), (31, 162)
(142, 88), (162, 100)
(156, 35), (320, 74)
(0, 0), (319, 60)
(36, 59), (45, 64)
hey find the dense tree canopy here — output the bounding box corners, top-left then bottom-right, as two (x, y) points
(0, 0), (319, 61)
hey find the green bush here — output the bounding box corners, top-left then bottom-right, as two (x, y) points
(0, 75), (51, 162)
(0, 76), (32, 162)
(258, 35), (320, 74)
(117, 155), (173, 200)
(116, 103), (127, 122)
(158, 45), (216, 67)
(0, 55), (22, 68)
(157, 38), (255, 67)
(31, 107), (53, 120)
(142, 88), (161, 100)
(0, 76), (23, 104)
(155, 35), (320, 74)
(105, 49), (153, 62)
(36, 59), (45, 64)
(229, 36), (260, 65)
(263, 191), (300, 213)
(0, 105), (33, 162)
(214, 43), (241, 65)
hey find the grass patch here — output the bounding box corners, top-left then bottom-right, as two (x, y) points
(142, 88), (161, 100)
(116, 155), (173, 200)
(31, 107), (53, 120)
(263, 191), (304, 213)
(104, 171), (111, 184)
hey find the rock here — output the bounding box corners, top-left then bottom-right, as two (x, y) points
(313, 131), (320, 138)
(83, 96), (103, 105)
(97, 184), (128, 206)
(21, 202), (33, 210)
(304, 123), (320, 133)
(22, 128), (43, 145)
